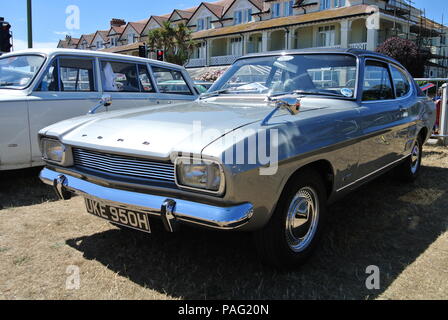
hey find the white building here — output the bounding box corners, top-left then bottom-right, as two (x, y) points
(58, 0), (448, 76)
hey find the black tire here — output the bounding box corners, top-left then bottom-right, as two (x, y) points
(395, 135), (423, 182)
(253, 169), (328, 269)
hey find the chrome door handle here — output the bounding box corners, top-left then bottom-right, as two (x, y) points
(399, 107), (409, 117)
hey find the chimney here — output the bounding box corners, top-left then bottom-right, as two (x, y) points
(110, 18), (126, 27)
(65, 35), (72, 41)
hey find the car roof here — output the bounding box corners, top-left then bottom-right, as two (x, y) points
(238, 48), (404, 69)
(1, 48), (185, 70)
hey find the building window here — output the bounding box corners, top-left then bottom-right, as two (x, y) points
(284, 1), (294, 16)
(318, 25), (336, 47)
(334, 0), (346, 8)
(206, 16), (212, 29)
(128, 33), (136, 44)
(234, 10), (243, 25)
(320, 0), (331, 10)
(96, 41), (103, 49)
(272, 3), (281, 18)
(197, 18), (204, 31)
(231, 37), (243, 56)
(245, 8), (253, 22)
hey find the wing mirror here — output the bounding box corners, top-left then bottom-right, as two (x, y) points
(274, 96), (301, 115)
(88, 94), (112, 115)
(262, 95), (301, 126)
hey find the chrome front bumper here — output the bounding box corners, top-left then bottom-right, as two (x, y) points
(40, 168), (254, 232)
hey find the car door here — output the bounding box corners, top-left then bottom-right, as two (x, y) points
(28, 55), (101, 164)
(357, 59), (409, 178)
(150, 65), (197, 105)
(389, 64), (419, 152)
(99, 59), (155, 111)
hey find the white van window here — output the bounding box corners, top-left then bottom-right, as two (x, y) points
(59, 58), (95, 92)
(151, 66), (193, 95)
(138, 65), (155, 92)
(36, 59), (59, 91)
(101, 61), (140, 92)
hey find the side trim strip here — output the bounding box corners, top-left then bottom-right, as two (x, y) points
(336, 154), (411, 192)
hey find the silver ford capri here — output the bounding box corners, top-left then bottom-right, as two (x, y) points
(39, 49), (436, 267)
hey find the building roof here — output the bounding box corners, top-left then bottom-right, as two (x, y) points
(192, 4), (372, 39)
(109, 25), (126, 35)
(77, 33), (95, 48)
(101, 40), (145, 53)
(169, 7), (198, 22)
(152, 15), (170, 26)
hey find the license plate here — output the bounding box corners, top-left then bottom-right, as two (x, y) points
(84, 198), (151, 233)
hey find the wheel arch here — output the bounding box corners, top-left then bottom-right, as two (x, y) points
(282, 159), (335, 201)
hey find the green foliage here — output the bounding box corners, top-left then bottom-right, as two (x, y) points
(147, 22), (196, 66)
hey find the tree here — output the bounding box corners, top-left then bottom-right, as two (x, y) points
(147, 22), (196, 66)
(376, 37), (430, 77)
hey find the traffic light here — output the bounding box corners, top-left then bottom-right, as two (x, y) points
(0, 22), (12, 53)
(138, 45), (147, 58)
(156, 50), (164, 61)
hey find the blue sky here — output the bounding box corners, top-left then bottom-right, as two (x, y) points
(2, 0), (448, 50)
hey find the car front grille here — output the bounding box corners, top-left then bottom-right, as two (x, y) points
(72, 148), (176, 183)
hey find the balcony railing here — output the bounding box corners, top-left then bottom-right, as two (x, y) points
(210, 55), (239, 66)
(185, 58), (206, 68)
(185, 43), (371, 68)
(349, 42), (368, 50)
(313, 45), (342, 49)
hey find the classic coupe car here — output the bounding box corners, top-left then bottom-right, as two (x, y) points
(39, 49), (436, 267)
(0, 49), (197, 171)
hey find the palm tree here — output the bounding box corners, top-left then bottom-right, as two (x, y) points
(147, 22), (196, 66)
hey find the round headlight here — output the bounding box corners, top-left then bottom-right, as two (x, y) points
(175, 157), (225, 194)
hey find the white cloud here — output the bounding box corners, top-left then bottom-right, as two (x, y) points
(13, 39), (59, 52)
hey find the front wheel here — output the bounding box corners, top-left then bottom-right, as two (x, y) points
(253, 169), (327, 268)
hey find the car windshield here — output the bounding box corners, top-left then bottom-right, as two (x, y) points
(209, 54), (358, 98)
(0, 55), (46, 89)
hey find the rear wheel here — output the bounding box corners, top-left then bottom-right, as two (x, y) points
(253, 169), (327, 268)
(395, 136), (423, 182)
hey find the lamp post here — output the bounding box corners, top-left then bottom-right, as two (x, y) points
(27, 0), (33, 48)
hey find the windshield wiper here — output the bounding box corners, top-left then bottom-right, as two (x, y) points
(267, 89), (345, 100)
(199, 87), (261, 100)
(0, 82), (15, 87)
(199, 88), (233, 100)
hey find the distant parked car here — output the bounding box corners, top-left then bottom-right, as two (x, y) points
(39, 49), (436, 267)
(194, 81), (214, 93)
(0, 49), (198, 170)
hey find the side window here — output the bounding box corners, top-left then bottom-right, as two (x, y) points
(390, 65), (411, 98)
(59, 58), (95, 92)
(137, 64), (155, 92)
(151, 66), (193, 95)
(362, 60), (394, 101)
(36, 59), (58, 91)
(101, 61), (140, 92)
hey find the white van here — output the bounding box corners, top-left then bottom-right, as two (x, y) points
(0, 49), (199, 170)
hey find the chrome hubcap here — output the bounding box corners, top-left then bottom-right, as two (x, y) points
(285, 187), (319, 252)
(411, 141), (420, 174)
